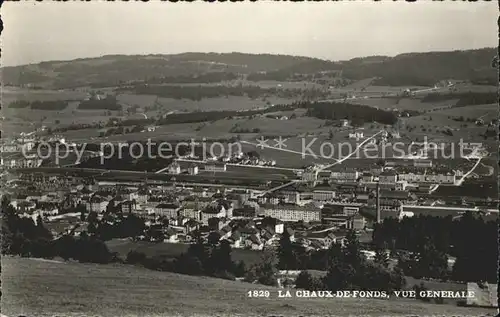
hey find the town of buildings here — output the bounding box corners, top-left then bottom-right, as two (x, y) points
(1, 129), (497, 253)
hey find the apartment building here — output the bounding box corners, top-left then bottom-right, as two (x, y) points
(261, 203), (321, 222)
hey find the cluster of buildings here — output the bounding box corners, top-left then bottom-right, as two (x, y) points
(302, 159), (460, 188)
(9, 170), (375, 250)
(165, 152), (278, 176)
(1, 132), (41, 169)
(166, 161), (227, 175)
(0, 131), (73, 170)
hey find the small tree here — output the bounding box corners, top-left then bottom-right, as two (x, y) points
(126, 250), (146, 265)
(374, 244), (390, 268)
(254, 249), (279, 286)
(295, 271), (314, 290)
(278, 228), (295, 270)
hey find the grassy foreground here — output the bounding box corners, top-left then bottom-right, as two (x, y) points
(1, 256), (497, 317)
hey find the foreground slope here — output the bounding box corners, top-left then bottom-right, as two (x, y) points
(1, 257), (497, 317)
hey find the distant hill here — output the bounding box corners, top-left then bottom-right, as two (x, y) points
(1, 52), (323, 89)
(341, 48), (497, 86)
(2, 48), (496, 89)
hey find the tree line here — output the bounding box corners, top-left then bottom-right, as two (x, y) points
(285, 230), (406, 292)
(78, 96), (122, 111)
(1, 197), (117, 263)
(142, 72), (240, 84)
(299, 101), (399, 126)
(8, 100), (69, 111)
(342, 48), (496, 87)
(421, 92), (497, 106)
(117, 84), (330, 101)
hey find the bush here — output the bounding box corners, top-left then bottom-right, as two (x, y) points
(126, 250), (147, 265)
(233, 260), (247, 278)
(295, 271), (314, 290)
(413, 282), (431, 302)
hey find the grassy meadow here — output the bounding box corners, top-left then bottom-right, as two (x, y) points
(2, 256), (498, 317)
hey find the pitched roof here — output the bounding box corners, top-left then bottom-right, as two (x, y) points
(380, 169), (398, 176)
(156, 203), (180, 209)
(380, 190), (411, 199)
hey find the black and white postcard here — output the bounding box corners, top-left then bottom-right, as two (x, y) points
(1, 1), (498, 316)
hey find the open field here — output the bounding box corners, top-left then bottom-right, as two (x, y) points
(433, 180), (499, 200)
(1, 88), (297, 137)
(124, 79), (326, 90)
(106, 239), (264, 267)
(12, 167), (289, 187)
(2, 256), (497, 317)
(121, 93), (296, 112)
(399, 104), (497, 143)
(2, 87), (88, 102)
(448, 84), (497, 93)
(57, 115), (328, 143)
(239, 129), (415, 168)
(201, 115), (326, 136)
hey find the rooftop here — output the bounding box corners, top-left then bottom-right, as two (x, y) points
(261, 203), (322, 212)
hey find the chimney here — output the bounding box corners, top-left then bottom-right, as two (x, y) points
(376, 182), (381, 224)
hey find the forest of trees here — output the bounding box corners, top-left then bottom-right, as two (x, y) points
(8, 100), (69, 110)
(247, 59), (340, 82)
(117, 84), (330, 101)
(421, 92), (497, 106)
(78, 96), (122, 111)
(342, 48), (497, 87)
(372, 213), (498, 283)
(287, 230), (406, 292)
(299, 101), (399, 126)
(1, 197), (116, 263)
(144, 72), (240, 84)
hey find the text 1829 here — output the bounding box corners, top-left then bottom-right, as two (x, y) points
(247, 290), (270, 298)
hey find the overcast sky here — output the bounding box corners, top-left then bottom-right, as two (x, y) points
(2, 1), (497, 66)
